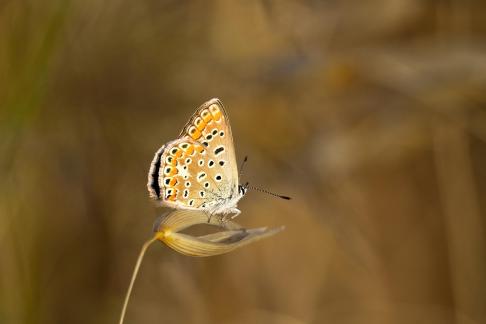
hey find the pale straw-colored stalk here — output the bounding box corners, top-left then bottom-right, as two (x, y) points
(118, 233), (162, 324)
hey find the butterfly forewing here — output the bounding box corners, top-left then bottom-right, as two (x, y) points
(148, 99), (240, 211)
(179, 99), (239, 195)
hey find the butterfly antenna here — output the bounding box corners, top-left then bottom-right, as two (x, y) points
(248, 185), (291, 200)
(239, 156), (248, 180)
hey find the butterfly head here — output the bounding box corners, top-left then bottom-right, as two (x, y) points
(238, 182), (249, 197)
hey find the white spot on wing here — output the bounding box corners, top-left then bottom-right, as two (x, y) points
(177, 165), (190, 178)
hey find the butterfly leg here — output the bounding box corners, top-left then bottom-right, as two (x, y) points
(207, 211), (215, 224)
(207, 211), (227, 225)
(219, 208), (241, 224)
(229, 208), (241, 220)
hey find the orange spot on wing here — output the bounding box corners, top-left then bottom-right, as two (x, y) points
(190, 127), (201, 140)
(179, 143), (194, 156)
(170, 148), (182, 158)
(166, 156), (177, 166)
(195, 117), (206, 131)
(201, 109), (212, 123)
(185, 145), (194, 155)
(168, 177), (177, 186)
(195, 145), (205, 154)
(209, 104), (222, 120)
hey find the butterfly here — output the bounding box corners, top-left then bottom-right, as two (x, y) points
(147, 98), (246, 219)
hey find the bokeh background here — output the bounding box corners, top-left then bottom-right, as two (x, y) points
(1, 1), (486, 323)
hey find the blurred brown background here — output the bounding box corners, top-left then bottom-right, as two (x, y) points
(1, 1), (486, 323)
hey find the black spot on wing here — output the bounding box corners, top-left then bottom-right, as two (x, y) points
(214, 146), (224, 155)
(198, 172), (206, 179)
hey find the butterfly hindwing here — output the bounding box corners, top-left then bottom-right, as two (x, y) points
(148, 139), (205, 209)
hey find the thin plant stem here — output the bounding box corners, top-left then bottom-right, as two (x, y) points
(119, 234), (160, 324)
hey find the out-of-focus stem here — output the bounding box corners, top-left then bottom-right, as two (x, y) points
(433, 119), (486, 323)
(118, 233), (162, 324)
